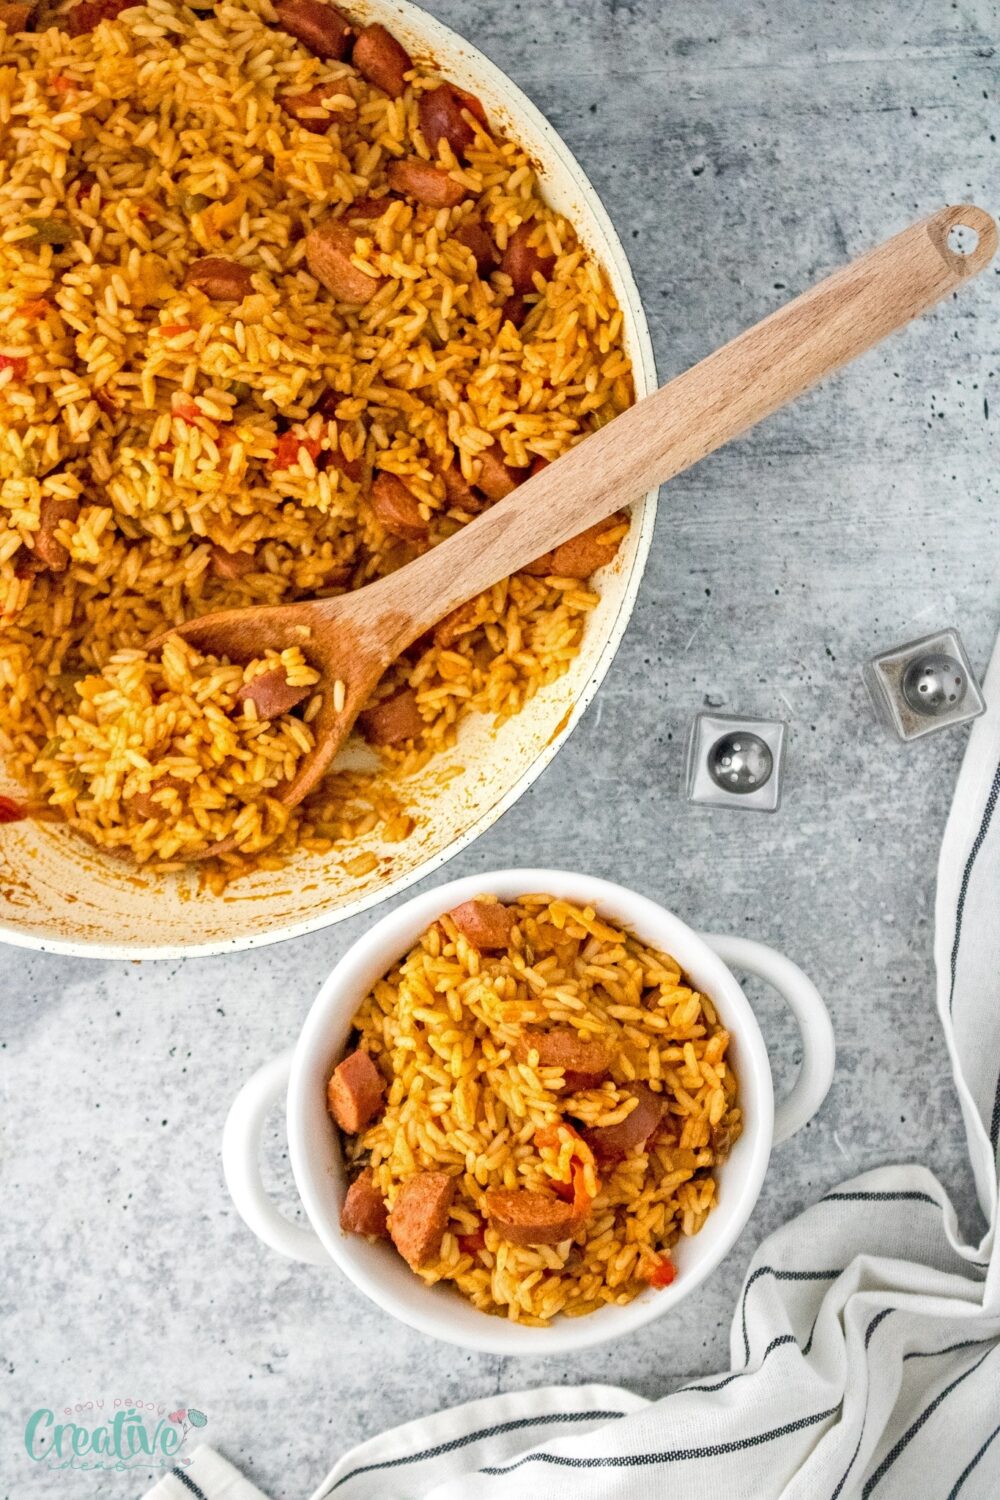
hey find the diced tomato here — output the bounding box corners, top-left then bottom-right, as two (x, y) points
(645, 1256), (676, 1288)
(570, 1161), (594, 1218)
(534, 1120), (581, 1151)
(0, 354), (28, 380)
(0, 796), (27, 824)
(272, 432), (322, 471)
(15, 300), (50, 320)
(172, 399), (203, 425)
(458, 1227), (486, 1255)
(50, 74), (75, 92)
(159, 323), (191, 337)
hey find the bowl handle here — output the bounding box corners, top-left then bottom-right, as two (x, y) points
(700, 934), (835, 1145)
(222, 1050), (330, 1265)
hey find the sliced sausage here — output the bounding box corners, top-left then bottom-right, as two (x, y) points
(418, 81), (487, 158)
(236, 668), (311, 719)
(434, 599), (479, 650)
(359, 688), (423, 746)
(66, 0), (133, 34)
(352, 22), (412, 98)
(371, 471), (427, 541)
(515, 1029), (611, 1090)
(210, 545), (255, 579)
(185, 256), (252, 300)
(389, 1171), (454, 1267)
(306, 219), (385, 304)
(326, 446), (364, 483)
(341, 1167), (389, 1238)
(327, 1048), (385, 1133)
(485, 1187), (583, 1247)
(501, 293), (528, 330)
(448, 898), (514, 952)
(475, 443), (526, 502)
(386, 158), (466, 209)
(345, 195), (394, 222)
(131, 775), (186, 821)
(581, 1082), (665, 1162)
(525, 514), (626, 580)
(0, 4), (33, 28)
(280, 81), (352, 133)
(502, 222), (555, 295)
(33, 495), (79, 572)
(453, 218), (496, 274)
(273, 0), (353, 60)
(441, 463), (479, 510)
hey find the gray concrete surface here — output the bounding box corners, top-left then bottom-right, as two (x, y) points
(2, 0), (998, 1495)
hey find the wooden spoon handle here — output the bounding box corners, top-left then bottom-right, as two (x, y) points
(352, 204), (997, 652)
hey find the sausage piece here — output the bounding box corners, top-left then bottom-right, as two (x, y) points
(327, 1048), (385, 1133)
(273, 0), (353, 60)
(502, 222), (555, 295)
(359, 688), (423, 746)
(581, 1082), (664, 1162)
(66, 0), (133, 35)
(485, 1188), (583, 1247)
(418, 82), (487, 158)
(525, 514), (626, 580)
(371, 472), (427, 542)
(501, 293), (528, 330)
(515, 1029), (611, 1090)
(210, 545), (255, 579)
(341, 1167), (389, 1238)
(33, 495), (79, 572)
(236, 668), (311, 719)
(352, 22), (412, 98)
(306, 219), (385, 304)
(345, 195), (394, 222)
(280, 81), (352, 133)
(185, 256), (253, 300)
(475, 444), (526, 502)
(441, 463), (479, 511)
(434, 599), (478, 650)
(453, 218), (496, 274)
(131, 775), (186, 821)
(448, 898), (514, 951)
(389, 1171), (454, 1267)
(386, 158), (466, 209)
(0, 4), (33, 28)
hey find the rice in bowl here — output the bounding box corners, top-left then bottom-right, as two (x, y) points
(328, 894), (742, 1325)
(0, 0), (634, 887)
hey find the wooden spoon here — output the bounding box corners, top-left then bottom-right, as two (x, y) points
(155, 204), (996, 857)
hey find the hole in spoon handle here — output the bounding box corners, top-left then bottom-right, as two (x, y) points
(926, 204), (998, 278)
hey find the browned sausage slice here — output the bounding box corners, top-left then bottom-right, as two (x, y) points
(341, 1167), (389, 1237)
(485, 1188), (584, 1246)
(306, 220), (385, 304)
(418, 82), (487, 158)
(389, 1171), (454, 1267)
(131, 775), (186, 821)
(515, 1029), (611, 1089)
(66, 0), (132, 35)
(327, 1048), (385, 1133)
(441, 463), (479, 511)
(581, 1082), (664, 1161)
(386, 158), (466, 209)
(502, 222), (555, 295)
(453, 218), (496, 274)
(210, 545), (255, 579)
(448, 898), (514, 951)
(524, 515), (626, 580)
(186, 256), (252, 300)
(236, 669), (311, 719)
(280, 81), (352, 133)
(500, 293), (528, 330)
(352, 22), (412, 98)
(0, 3), (33, 28)
(273, 0), (353, 59)
(345, 195), (394, 222)
(475, 443), (526, 502)
(359, 688), (424, 746)
(371, 471), (427, 541)
(32, 495), (79, 572)
(434, 599), (478, 650)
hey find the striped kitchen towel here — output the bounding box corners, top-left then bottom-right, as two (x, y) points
(143, 1446), (271, 1500)
(309, 635), (1000, 1499)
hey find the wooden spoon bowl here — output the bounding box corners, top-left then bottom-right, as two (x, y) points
(154, 205), (997, 859)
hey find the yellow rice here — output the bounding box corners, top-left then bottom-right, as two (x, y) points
(0, 0), (634, 883)
(345, 896), (742, 1325)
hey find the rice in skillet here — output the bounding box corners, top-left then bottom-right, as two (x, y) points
(332, 896), (742, 1324)
(0, 0), (633, 880)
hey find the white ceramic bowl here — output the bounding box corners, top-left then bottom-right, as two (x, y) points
(0, 0), (657, 959)
(223, 870), (835, 1355)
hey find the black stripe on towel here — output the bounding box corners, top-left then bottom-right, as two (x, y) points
(684, 1335), (798, 1394)
(947, 1420), (1000, 1499)
(739, 1266), (842, 1364)
(171, 1470), (209, 1500)
(325, 1411), (627, 1495)
(903, 1336), (997, 1364)
(478, 1406), (841, 1477)
(861, 1345), (995, 1497)
(991, 1067), (1000, 1155)
(821, 1191), (939, 1207)
(828, 1309), (896, 1500)
(948, 755), (1000, 1014)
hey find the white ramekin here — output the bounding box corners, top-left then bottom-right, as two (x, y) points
(222, 870), (835, 1355)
